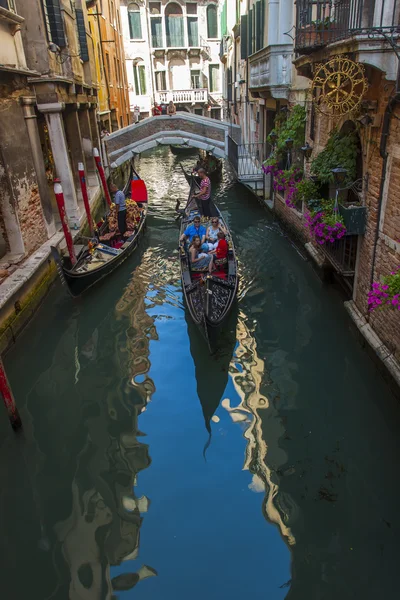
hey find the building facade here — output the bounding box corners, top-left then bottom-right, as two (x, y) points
(121, 0), (223, 120)
(220, 0), (400, 372)
(0, 0), (130, 271)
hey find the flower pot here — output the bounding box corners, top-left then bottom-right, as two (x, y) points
(338, 204), (367, 235)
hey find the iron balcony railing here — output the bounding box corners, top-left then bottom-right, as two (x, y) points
(320, 235), (358, 277)
(295, 0), (400, 54)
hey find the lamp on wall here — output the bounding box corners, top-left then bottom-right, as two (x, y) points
(301, 142), (313, 160)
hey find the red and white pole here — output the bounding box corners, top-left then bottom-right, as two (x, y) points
(93, 147), (112, 206)
(0, 357), (22, 430)
(78, 162), (94, 237)
(54, 179), (77, 266)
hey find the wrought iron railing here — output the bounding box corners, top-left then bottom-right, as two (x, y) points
(321, 234), (358, 275)
(295, 0), (400, 54)
(237, 142), (272, 177)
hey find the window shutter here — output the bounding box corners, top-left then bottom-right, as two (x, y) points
(227, 67), (232, 102)
(139, 65), (146, 95)
(240, 15), (247, 60)
(248, 8), (253, 56)
(43, 0), (66, 48)
(256, 1), (262, 51)
(76, 9), (89, 62)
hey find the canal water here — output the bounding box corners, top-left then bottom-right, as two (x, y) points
(0, 148), (399, 599)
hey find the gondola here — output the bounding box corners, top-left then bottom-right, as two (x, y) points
(178, 175), (238, 351)
(170, 144), (197, 156)
(51, 166), (148, 297)
(183, 154), (222, 183)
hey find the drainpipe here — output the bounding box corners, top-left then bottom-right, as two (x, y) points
(369, 68), (400, 295)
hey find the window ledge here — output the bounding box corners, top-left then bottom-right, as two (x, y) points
(0, 6), (24, 24)
(130, 39), (146, 42)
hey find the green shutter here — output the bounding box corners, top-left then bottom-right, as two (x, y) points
(139, 65), (146, 95)
(256, 1), (262, 51)
(240, 15), (248, 60)
(129, 10), (142, 39)
(44, 0), (66, 47)
(133, 65), (139, 95)
(220, 1), (227, 37)
(76, 8), (89, 62)
(248, 8), (253, 56)
(207, 5), (218, 38)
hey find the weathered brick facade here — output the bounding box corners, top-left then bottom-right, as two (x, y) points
(273, 74), (400, 362)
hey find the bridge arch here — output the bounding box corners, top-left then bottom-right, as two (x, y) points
(105, 113), (241, 167)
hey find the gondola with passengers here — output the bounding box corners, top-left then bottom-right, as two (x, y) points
(177, 168), (238, 349)
(52, 165), (148, 297)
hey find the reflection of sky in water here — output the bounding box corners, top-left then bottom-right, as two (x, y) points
(110, 289), (291, 599)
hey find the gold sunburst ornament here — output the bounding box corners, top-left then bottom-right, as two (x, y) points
(312, 56), (368, 118)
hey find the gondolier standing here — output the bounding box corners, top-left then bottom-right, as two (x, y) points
(110, 183), (127, 235)
(192, 168), (212, 217)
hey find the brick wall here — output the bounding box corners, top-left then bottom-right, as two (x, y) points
(17, 186), (47, 255)
(274, 193), (311, 244)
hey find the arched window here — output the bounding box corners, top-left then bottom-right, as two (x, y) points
(128, 2), (142, 40)
(207, 4), (218, 39)
(133, 59), (147, 95)
(165, 2), (184, 47)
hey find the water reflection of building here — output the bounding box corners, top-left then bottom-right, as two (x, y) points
(47, 256), (159, 598)
(224, 314), (297, 547)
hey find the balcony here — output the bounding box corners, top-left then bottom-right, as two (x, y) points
(154, 88), (208, 105)
(249, 44), (293, 98)
(220, 36), (229, 62)
(295, 0), (400, 55)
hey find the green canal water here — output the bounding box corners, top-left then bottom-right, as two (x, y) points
(0, 148), (399, 599)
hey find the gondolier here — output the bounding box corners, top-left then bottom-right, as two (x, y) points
(191, 168), (212, 217)
(110, 183), (127, 235)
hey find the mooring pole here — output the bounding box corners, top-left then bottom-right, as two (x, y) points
(0, 357), (22, 430)
(78, 163), (94, 237)
(54, 179), (77, 266)
(93, 147), (112, 206)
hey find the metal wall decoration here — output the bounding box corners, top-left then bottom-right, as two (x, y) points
(311, 56), (368, 118)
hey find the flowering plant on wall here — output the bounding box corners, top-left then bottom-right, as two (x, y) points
(272, 167), (303, 208)
(368, 268), (400, 312)
(304, 200), (347, 244)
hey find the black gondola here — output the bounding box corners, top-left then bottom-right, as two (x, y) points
(170, 144), (197, 156)
(178, 175), (238, 350)
(51, 166), (148, 297)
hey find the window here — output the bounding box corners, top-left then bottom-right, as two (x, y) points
(149, 1), (161, 14)
(42, 0), (66, 47)
(194, 108), (203, 116)
(187, 16), (198, 46)
(76, 8), (89, 62)
(210, 108), (221, 120)
(207, 4), (218, 39)
(165, 2), (184, 47)
(106, 53), (111, 80)
(110, 0), (115, 25)
(155, 70), (167, 91)
(128, 2), (142, 39)
(151, 16), (163, 47)
(209, 64), (219, 92)
(0, 0), (16, 11)
(133, 63), (147, 95)
(191, 70), (201, 89)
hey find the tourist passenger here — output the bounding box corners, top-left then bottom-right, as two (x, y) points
(191, 168), (212, 217)
(180, 216), (206, 245)
(167, 101), (176, 116)
(110, 183), (127, 235)
(152, 103), (162, 116)
(205, 217), (227, 250)
(209, 231), (228, 273)
(189, 236), (212, 270)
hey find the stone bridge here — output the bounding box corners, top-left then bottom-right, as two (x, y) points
(104, 114), (241, 168)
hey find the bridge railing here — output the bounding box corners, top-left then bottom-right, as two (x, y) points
(155, 89), (208, 104)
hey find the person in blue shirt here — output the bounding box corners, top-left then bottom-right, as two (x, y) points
(110, 183), (127, 235)
(180, 215), (206, 246)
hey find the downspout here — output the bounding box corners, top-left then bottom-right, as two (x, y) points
(369, 68), (400, 295)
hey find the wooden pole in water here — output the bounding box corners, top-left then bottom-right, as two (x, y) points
(78, 163), (94, 237)
(93, 147), (112, 206)
(0, 357), (22, 430)
(54, 179), (77, 266)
